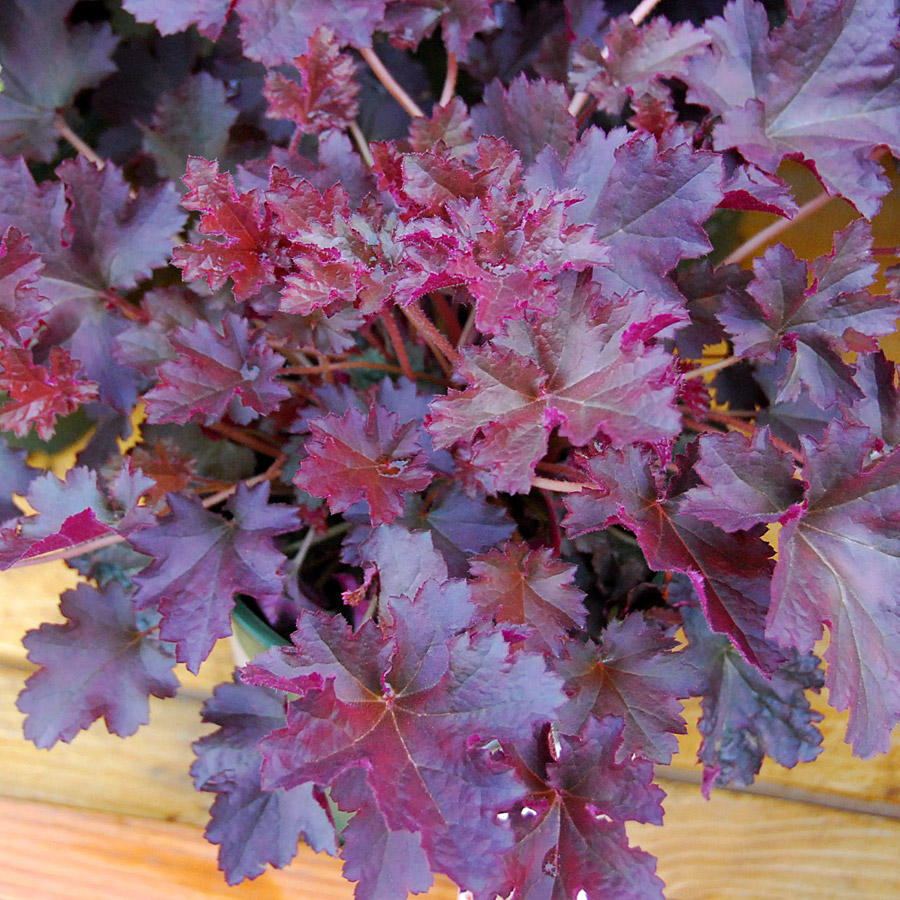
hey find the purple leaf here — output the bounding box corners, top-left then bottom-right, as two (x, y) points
(469, 542), (586, 654)
(130, 483), (300, 673)
(680, 429), (805, 532)
(121, 0), (232, 41)
(0, 0), (118, 160)
(141, 72), (239, 183)
(0, 437), (36, 523)
(564, 444), (785, 673)
(143, 313), (291, 426)
(472, 76), (576, 167)
(769, 422), (900, 757)
(528, 128), (724, 306)
(17, 581), (178, 748)
(383, 0), (508, 59)
(330, 768), (434, 900)
(503, 717), (665, 900)
(557, 613), (695, 764)
(687, 0), (900, 217)
(192, 678), (337, 884)
(683, 604), (823, 794)
(245, 569), (566, 897)
(236, 0), (386, 63)
(428, 273), (680, 494)
(571, 13), (710, 114)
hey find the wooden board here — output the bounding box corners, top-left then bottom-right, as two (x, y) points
(0, 796), (461, 900)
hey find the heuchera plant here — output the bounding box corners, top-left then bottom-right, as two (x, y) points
(2, 0), (899, 896)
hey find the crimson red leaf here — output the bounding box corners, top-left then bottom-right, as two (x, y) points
(0, 226), (47, 348)
(0, 346), (98, 440)
(469, 542), (586, 654)
(173, 157), (281, 302)
(428, 273), (680, 494)
(130, 483), (300, 673)
(263, 27), (359, 136)
(17, 582), (178, 748)
(769, 422), (900, 757)
(294, 404), (433, 525)
(143, 313), (291, 426)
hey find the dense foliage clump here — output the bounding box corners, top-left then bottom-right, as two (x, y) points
(1, 1), (899, 897)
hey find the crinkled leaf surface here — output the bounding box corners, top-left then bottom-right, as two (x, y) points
(130, 483), (300, 673)
(502, 717), (665, 900)
(173, 157), (281, 302)
(564, 445), (784, 673)
(428, 274), (680, 494)
(244, 558), (566, 897)
(527, 128), (723, 305)
(769, 422), (900, 757)
(143, 313), (290, 426)
(0, 346), (98, 440)
(557, 614), (694, 764)
(686, 0), (900, 217)
(192, 679), (337, 884)
(17, 581), (178, 748)
(469, 542), (586, 654)
(0, 226), (48, 348)
(295, 404), (434, 525)
(264, 26), (359, 135)
(571, 13), (710, 114)
(683, 604), (823, 793)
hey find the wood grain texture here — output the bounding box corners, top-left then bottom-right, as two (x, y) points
(630, 781), (900, 900)
(0, 796), (461, 900)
